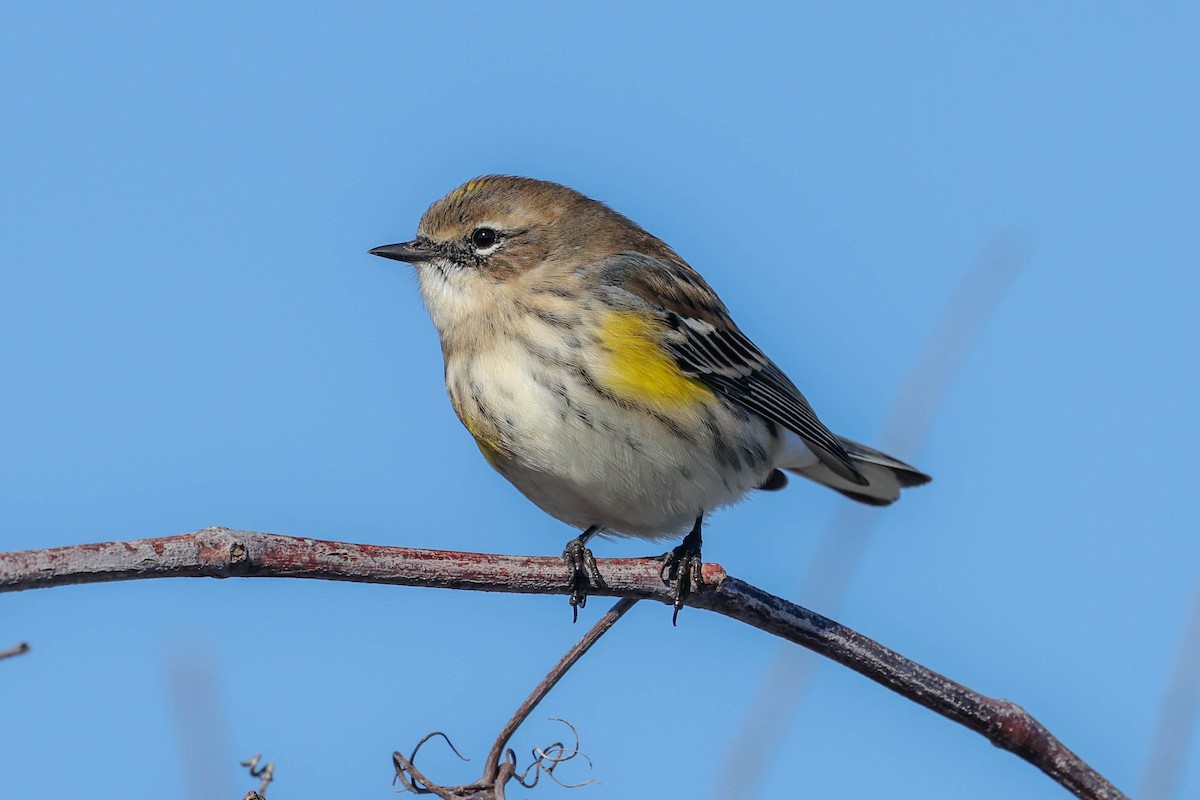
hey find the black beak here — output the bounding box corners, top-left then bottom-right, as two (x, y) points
(368, 240), (436, 264)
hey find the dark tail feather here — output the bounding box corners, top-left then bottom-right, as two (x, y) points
(837, 437), (931, 489)
(787, 436), (930, 506)
(832, 488), (896, 506)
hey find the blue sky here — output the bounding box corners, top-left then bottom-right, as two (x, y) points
(2, 3), (1198, 798)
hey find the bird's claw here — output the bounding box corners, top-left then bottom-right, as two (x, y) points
(660, 534), (704, 625)
(563, 537), (603, 623)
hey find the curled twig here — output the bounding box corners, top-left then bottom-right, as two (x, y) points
(411, 731), (472, 767)
(391, 600), (634, 798)
(240, 753), (275, 797)
(513, 719), (597, 790)
(393, 721), (597, 799)
(393, 732), (471, 796)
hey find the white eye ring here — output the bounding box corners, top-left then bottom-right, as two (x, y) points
(470, 227), (502, 253)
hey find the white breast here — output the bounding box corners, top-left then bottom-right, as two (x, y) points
(420, 263), (779, 539)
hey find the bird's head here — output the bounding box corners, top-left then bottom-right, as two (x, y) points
(370, 176), (678, 332)
(371, 176), (593, 278)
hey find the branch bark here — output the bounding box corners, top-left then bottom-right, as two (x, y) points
(0, 528), (1126, 800)
(1, 641), (31, 661)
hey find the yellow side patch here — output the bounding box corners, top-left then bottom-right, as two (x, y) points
(472, 436), (502, 468)
(598, 311), (712, 408)
(451, 397), (507, 468)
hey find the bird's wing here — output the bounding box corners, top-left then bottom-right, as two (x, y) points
(592, 253), (866, 485)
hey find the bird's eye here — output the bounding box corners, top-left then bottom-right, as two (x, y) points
(471, 228), (499, 249)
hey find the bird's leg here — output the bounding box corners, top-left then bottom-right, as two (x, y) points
(563, 526), (604, 622)
(660, 515), (704, 625)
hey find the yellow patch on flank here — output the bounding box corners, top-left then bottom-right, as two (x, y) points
(451, 396), (506, 468)
(471, 435), (503, 468)
(598, 311), (712, 408)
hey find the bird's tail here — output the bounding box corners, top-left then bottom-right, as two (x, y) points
(787, 436), (931, 506)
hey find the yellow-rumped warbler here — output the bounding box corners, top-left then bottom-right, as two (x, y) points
(371, 176), (929, 618)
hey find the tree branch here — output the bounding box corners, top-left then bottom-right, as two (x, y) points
(0, 528), (1126, 799)
(1, 641), (30, 661)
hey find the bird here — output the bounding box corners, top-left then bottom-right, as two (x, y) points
(370, 176), (930, 621)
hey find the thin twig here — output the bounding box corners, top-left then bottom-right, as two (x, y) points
(0, 529), (1125, 799)
(393, 732), (471, 796)
(393, 603), (629, 798)
(392, 745), (462, 800)
(0, 642), (30, 661)
(391, 743), (460, 796)
(482, 598), (636, 783)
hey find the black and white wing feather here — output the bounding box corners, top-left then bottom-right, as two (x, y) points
(593, 252), (868, 485)
(661, 312), (867, 485)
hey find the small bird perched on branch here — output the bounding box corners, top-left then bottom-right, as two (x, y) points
(371, 177), (930, 621)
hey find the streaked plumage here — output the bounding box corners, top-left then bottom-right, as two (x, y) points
(371, 176), (930, 611)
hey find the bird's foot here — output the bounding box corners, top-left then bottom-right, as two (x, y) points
(563, 527), (603, 623)
(660, 519), (704, 625)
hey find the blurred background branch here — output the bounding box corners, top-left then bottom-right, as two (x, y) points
(1139, 565), (1200, 800)
(0, 642), (30, 661)
(714, 233), (1029, 799)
